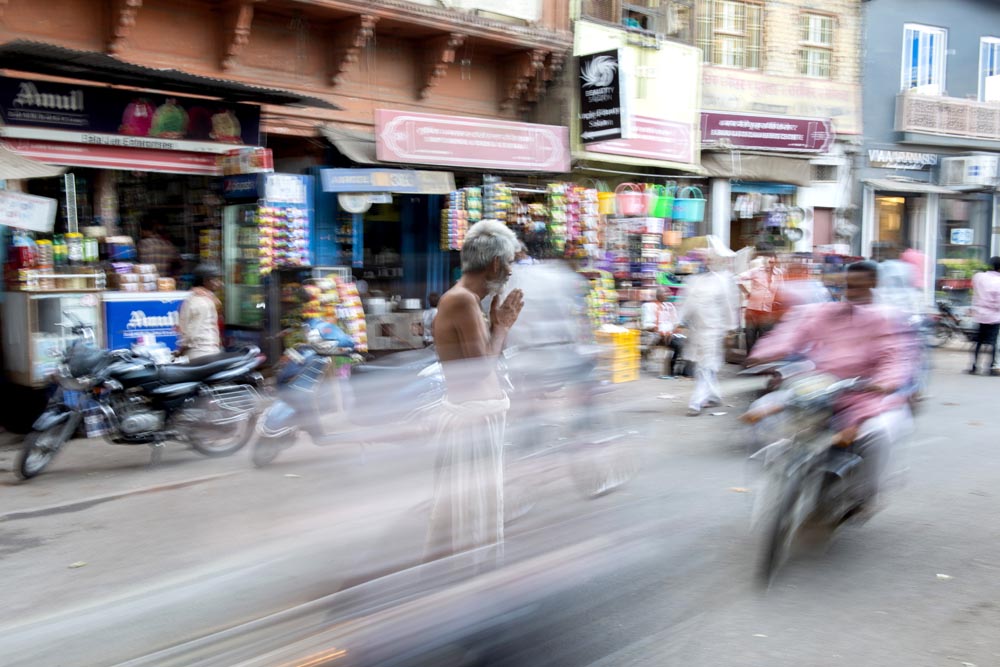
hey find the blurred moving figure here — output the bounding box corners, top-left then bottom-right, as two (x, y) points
(739, 253), (783, 352)
(748, 261), (914, 510)
(771, 262), (831, 322)
(641, 287), (683, 378)
(969, 256), (1000, 375)
(178, 263), (223, 361)
(680, 254), (739, 416)
(428, 220), (524, 565)
(422, 292), (439, 346)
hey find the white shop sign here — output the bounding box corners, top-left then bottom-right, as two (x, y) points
(0, 190), (57, 233)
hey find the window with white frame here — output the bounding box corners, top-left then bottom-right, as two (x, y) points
(799, 13), (833, 78)
(695, 0), (763, 70)
(901, 24), (947, 94)
(979, 38), (1000, 101)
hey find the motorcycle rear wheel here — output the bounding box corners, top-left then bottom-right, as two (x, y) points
(187, 401), (254, 458)
(16, 423), (71, 480)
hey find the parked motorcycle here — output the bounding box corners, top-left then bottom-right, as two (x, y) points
(743, 368), (875, 585)
(16, 313), (264, 480)
(252, 324), (445, 467)
(929, 298), (978, 347)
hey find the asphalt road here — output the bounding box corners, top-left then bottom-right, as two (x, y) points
(0, 346), (998, 667)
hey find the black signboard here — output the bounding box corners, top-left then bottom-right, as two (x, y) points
(578, 49), (628, 144)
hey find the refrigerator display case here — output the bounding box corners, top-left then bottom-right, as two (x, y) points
(2, 291), (104, 387)
(221, 173), (314, 345)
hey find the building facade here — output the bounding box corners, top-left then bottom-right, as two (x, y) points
(859, 0), (1000, 299)
(694, 0), (863, 251)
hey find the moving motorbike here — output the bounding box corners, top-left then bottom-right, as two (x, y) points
(928, 298), (977, 347)
(743, 367), (875, 585)
(16, 313), (264, 480)
(252, 323), (445, 467)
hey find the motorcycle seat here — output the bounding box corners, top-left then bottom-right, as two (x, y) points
(158, 350), (254, 384)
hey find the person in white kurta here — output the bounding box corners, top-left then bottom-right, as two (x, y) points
(679, 267), (739, 415)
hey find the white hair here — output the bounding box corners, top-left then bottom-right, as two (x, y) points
(461, 219), (518, 273)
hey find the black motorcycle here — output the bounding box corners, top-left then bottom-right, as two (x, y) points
(16, 313), (264, 480)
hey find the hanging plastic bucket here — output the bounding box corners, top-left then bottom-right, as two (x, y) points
(649, 184), (675, 219)
(662, 228), (682, 246)
(615, 183), (646, 217)
(672, 186), (706, 223)
(597, 191), (616, 216)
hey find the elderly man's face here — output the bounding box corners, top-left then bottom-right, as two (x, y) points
(486, 255), (513, 295)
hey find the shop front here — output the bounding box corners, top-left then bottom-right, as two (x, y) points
(0, 61), (336, 386)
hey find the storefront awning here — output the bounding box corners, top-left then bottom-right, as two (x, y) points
(0, 40), (339, 110)
(863, 178), (957, 195)
(321, 125), (379, 165)
(4, 139), (220, 176)
(701, 152), (811, 187)
(0, 143), (65, 179)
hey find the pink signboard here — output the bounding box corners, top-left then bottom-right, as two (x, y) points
(4, 139), (221, 175)
(586, 116), (694, 164)
(376, 109), (570, 173)
(701, 111), (833, 153)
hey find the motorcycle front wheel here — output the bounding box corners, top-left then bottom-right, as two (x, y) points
(759, 478), (803, 586)
(16, 420), (74, 480)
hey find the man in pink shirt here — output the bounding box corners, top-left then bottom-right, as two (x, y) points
(969, 256), (1000, 375)
(747, 261), (914, 504)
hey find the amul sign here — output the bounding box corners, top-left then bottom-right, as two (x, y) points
(868, 149), (938, 170)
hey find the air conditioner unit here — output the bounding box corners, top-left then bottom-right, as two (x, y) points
(940, 155), (1000, 187)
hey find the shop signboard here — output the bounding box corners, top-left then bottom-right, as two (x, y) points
(701, 112), (833, 153)
(867, 149), (938, 170)
(0, 190), (57, 233)
(320, 168), (455, 194)
(104, 297), (184, 351)
(587, 116), (692, 163)
(375, 110), (570, 173)
(578, 49), (631, 143)
(0, 76), (261, 151)
(5, 138), (222, 175)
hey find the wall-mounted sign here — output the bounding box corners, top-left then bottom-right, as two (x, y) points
(950, 228), (974, 245)
(0, 190), (57, 233)
(587, 115), (692, 163)
(868, 149), (938, 170)
(320, 168), (455, 194)
(376, 110), (570, 173)
(578, 49), (631, 143)
(701, 111), (833, 153)
(0, 76), (261, 151)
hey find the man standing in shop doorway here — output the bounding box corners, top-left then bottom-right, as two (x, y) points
(426, 220), (523, 567)
(969, 256), (1000, 376)
(178, 264), (224, 361)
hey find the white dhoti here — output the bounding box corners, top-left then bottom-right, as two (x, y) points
(425, 394), (510, 568)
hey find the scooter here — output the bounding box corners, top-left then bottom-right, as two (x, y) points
(251, 323), (445, 467)
(17, 312), (264, 479)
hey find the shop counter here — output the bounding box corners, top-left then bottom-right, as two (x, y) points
(102, 291), (189, 351)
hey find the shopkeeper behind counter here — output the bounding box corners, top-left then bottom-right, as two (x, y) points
(139, 219), (180, 277)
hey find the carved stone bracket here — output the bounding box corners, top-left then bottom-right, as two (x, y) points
(221, 0), (261, 70)
(419, 33), (465, 99)
(502, 49), (548, 110)
(330, 14), (379, 86)
(108, 0), (143, 55)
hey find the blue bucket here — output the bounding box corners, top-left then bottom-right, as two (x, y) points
(672, 186), (706, 223)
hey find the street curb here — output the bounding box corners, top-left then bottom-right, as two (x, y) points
(0, 471), (240, 523)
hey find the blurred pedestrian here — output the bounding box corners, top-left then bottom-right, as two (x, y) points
(427, 220), (523, 567)
(738, 253), (783, 352)
(139, 222), (180, 277)
(641, 287), (683, 378)
(178, 263), (223, 360)
(969, 256), (1000, 376)
(680, 253), (739, 416)
(772, 262), (830, 322)
(422, 292), (439, 346)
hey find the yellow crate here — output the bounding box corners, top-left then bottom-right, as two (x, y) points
(612, 365), (639, 384)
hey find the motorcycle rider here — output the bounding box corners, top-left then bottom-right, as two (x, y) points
(746, 261), (915, 514)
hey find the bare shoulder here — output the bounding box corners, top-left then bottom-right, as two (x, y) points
(438, 286), (481, 314)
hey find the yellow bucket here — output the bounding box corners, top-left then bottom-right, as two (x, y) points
(597, 191), (616, 216)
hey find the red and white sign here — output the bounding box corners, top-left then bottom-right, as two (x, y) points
(700, 111), (833, 153)
(3, 139), (220, 175)
(376, 109), (570, 173)
(586, 116), (695, 164)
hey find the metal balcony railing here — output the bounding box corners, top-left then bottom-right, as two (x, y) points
(895, 92), (1000, 142)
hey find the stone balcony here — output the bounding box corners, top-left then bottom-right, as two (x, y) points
(895, 92), (1000, 144)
